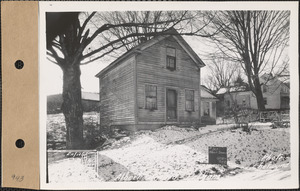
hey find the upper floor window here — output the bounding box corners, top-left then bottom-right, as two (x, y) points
(145, 84), (157, 110)
(166, 47), (176, 71)
(185, 89), (194, 112)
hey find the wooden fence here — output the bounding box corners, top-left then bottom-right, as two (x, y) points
(259, 110), (290, 128)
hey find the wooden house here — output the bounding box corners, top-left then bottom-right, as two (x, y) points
(216, 74), (290, 111)
(96, 29), (206, 131)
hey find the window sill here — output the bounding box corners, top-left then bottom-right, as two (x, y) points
(186, 110), (195, 113)
(146, 108), (157, 111)
(166, 68), (176, 72)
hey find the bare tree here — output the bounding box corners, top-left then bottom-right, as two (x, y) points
(46, 11), (213, 149)
(205, 11), (290, 110)
(204, 58), (240, 91)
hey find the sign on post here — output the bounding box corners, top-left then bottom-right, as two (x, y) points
(208, 147), (227, 165)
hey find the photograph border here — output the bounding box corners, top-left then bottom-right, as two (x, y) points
(39, 1), (299, 189)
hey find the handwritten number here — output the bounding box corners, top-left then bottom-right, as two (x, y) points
(11, 174), (24, 182)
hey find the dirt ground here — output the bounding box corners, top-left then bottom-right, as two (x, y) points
(47, 113), (291, 183)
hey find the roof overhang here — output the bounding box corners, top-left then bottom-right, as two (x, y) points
(95, 51), (137, 78)
(95, 29), (206, 78)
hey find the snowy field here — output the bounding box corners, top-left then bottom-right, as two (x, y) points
(47, 112), (290, 183)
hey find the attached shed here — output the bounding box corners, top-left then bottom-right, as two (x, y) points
(200, 86), (218, 125)
(96, 29), (206, 131)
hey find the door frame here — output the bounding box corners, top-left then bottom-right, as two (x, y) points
(165, 87), (179, 123)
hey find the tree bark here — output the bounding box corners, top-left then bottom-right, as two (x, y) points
(61, 64), (84, 149)
(253, 77), (265, 111)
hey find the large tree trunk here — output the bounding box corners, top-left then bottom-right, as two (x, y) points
(61, 64), (84, 149)
(253, 77), (265, 111)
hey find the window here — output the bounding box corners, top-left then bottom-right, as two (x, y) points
(185, 89), (194, 111)
(227, 100), (230, 107)
(242, 99), (246, 107)
(145, 85), (157, 110)
(281, 86), (288, 93)
(281, 96), (289, 108)
(166, 47), (176, 71)
(263, 97), (267, 105)
(262, 85), (268, 93)
(204, 102), (210, 116)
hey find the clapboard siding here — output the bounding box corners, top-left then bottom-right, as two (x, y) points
(136, 36), (200, 124)
(99, 56), (135, 126)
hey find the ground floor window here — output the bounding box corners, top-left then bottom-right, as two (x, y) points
(204, 102), (210, 116)
(263, 97), (267, 105)
(145, 84), (157, 110)
(281, 96), (290, 108)
(185, 89), (194, 111)
(242, 99), (246, 107)
(226, 100), (230, 107)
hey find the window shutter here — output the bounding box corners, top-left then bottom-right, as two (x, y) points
(160, 46), (166, 68)
(145, 85), (157, 110)
(185, 90), (195, 111)
(176, 49), (181, 70)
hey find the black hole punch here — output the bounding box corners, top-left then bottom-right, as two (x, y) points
(15, 60), (24, 69)
(15, 139), (25, 148)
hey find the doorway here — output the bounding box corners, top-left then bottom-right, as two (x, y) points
(166, 89), (177, 121)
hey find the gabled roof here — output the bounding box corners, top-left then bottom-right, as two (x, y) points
(200, 85), (218, 100)
(95, 28), (205, 78)
(216, 86), (248, 95)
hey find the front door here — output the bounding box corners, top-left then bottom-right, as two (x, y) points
(167, 89), (177, 121)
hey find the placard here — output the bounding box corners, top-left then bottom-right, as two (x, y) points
(208, 147), (227, 165)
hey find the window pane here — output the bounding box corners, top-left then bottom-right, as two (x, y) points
(186, 90), (194, 101)
(145, 85), (157, 109)
(146, 97), (157, 109)
(186, 100), (194, 111)
(185, 90), (194, 111)
(263, 98), (267, 105)
(167, 56), (176, 70)
(204, 102), (210, 116)
(145, 85), (157, 97)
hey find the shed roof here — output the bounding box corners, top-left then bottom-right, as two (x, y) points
(95, 28), (205, 78)
(216, 86), (248, 95)
(200, 86), (218, 100)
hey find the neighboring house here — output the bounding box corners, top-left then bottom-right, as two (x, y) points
(47, 92), (100, 114)
(216, 74), (290, 111)
(200, 85), (218, 125)
(96, 29), (206, 131)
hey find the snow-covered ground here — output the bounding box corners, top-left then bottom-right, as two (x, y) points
(47, 112), (290, 183)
